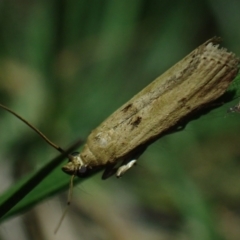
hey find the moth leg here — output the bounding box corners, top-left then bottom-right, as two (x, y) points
(116, 159), (137, 178)
(102, 159), (137, 179)
(102, 162), (118, 180)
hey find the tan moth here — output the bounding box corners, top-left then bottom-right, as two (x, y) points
(0, 37), (239, 181)
(62, 37), (239, 179)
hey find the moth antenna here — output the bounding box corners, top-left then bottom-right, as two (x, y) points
(54, 174), (75, 234)
(68, 174), (75, 205)
(0, 103), (65, 153)
(54, 205), (69, 234)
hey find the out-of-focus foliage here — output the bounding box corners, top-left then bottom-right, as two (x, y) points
(0, 1), (240, 239)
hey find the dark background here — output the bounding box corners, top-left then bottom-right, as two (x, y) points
(0, 1), (240, 239)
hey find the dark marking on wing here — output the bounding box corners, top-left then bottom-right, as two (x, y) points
(122, 103), (133, 113)
(130, 116), (142, 127)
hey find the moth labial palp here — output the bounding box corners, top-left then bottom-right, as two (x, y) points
(62, 37), (239, 179)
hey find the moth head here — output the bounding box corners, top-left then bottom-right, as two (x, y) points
(62, 151), (89, 177)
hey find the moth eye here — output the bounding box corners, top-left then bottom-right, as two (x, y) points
(78, 165), (87, 174)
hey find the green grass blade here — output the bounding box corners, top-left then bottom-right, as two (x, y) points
(0, 140), (83, 221)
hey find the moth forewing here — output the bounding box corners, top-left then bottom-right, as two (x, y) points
(62, 38), (239, 178)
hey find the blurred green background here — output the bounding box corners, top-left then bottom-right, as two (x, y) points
(0, 0), (240, 239)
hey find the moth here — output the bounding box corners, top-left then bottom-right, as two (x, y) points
(0, 37), (239, 180)
(61, 37), (239, 179)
